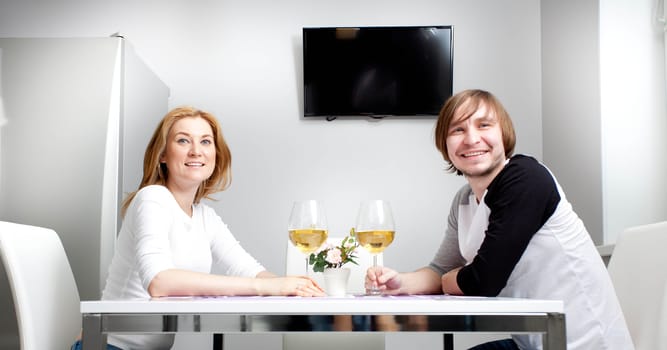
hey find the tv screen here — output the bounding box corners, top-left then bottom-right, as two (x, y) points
(303, 26), (453, 118)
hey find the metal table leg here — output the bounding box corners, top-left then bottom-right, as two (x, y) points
(543, 312), (566, 350)
(81, 314), (107, 350)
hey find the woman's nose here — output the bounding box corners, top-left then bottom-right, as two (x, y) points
(189, 143), (201, 156)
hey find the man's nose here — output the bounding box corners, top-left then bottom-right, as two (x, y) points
(463, 128), (480, 144)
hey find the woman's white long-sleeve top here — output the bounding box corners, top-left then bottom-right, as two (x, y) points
(102, 185), (264, 349)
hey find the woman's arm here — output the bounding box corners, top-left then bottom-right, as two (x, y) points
(256, 270), (277, 278)
(147, 269), (324, 297)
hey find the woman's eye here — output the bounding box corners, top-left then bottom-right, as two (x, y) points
(201, 139), (213, 145)
(177, 138), (189, 144)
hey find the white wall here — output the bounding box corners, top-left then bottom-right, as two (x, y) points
(541, 0), (605, 243)
(599, 0), (667, 243)
(0, 0), (541, 276)
(542, 0), (667, 245)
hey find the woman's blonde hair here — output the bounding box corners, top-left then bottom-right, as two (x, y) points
(434, 89), (516, 175)
(121, 106), (232, 216)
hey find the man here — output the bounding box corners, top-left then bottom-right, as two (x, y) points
(366, 89), (633, 349)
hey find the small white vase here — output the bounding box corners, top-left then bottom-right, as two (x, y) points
(322, 268), (351, 297)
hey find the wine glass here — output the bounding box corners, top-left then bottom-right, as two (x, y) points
(288, 200), (328, 275)
(354, 200), (395, 295)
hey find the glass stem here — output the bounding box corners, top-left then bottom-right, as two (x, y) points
(305, 257), (309, 276)
(369, 254), (380, 294)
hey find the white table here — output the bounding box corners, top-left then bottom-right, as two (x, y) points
(80, 295), (566, 349)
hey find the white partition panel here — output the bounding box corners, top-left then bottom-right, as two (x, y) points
(0, 37), (168, 347)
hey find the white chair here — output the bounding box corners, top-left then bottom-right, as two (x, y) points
(283, 237), (385, 350)
(607, 221), (667, 350)
(0, 221), (81, 350)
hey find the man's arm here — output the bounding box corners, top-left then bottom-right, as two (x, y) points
(367, 266), (443, 295)
(456, 156), (560, 296)
(441, 267), (464, 295)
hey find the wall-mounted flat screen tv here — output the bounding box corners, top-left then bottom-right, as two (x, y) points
(303, 25), (453, 118)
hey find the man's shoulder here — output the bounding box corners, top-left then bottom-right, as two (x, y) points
(454, 183), (473, 205)
(507, 154), (551, 176)
(509, 154), (538, 166)
(494, 154), (558, 193)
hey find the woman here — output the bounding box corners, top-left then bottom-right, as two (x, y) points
(72, 106), (323, 350)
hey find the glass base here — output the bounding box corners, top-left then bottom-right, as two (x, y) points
(366, 254), (382, 295)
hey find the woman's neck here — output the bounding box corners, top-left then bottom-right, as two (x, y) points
(165, 182), (197, 217)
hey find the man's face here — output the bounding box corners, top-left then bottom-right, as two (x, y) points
(445, 101), (507, 180)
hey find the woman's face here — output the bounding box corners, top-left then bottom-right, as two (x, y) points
(160, 116), (216, 191)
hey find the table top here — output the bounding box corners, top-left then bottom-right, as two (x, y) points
(81, 294), (564, 315)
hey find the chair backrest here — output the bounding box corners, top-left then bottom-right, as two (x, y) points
(285, 237), (383, 294)
(0, 221), (81, 350)
(607, 221), (667, 350)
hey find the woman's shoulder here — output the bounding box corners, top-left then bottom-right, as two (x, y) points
(195, 200), (221, 219)
(134, 185), (175, 203)
(124, 185), (180, 221)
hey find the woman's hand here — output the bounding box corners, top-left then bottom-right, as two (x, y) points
(257, 275), (325, 297)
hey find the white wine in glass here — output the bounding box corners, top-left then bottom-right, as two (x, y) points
(355, 200), (395, 295)
(355, 230), (395, 255)
(288, 200), (328, 275)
